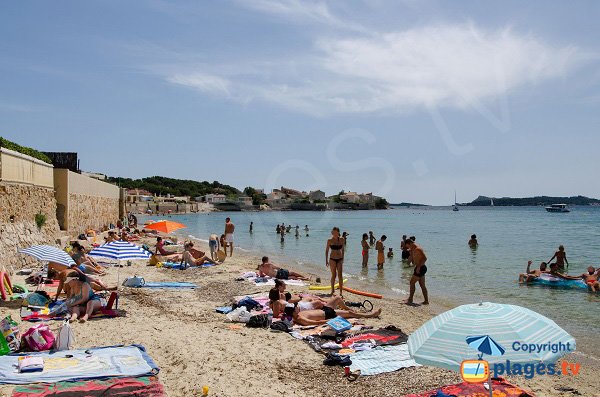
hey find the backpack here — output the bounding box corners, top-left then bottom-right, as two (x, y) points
(246, 314), (270, 328)
(54, 319), (75, 351)
(22, 324), (55, 352)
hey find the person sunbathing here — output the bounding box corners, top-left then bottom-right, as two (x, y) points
(582, 266), (599, 292)
(63, 275), (102, 322)
(70, 243), (105, 275)
(293, 306), (382, 326)
(155, 237), (180, 260)
(269, 280), (348, 317)
(51, 268), (114, 301)
(519, 261), (548, 283)
(180, 242), (219, 269)
(258, 256), (309, 280)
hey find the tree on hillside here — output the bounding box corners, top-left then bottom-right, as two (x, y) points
(243, 187), (266, 206)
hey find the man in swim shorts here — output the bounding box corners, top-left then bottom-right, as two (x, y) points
(293, 306), (382, 326)
(375, 235), (386, 270)
(519, 260), (548, 283)
(208, 234), (220, 261)
(258, 256), (309, 280)
(403, 239), (429, 305)
(224, 217), (235, 257)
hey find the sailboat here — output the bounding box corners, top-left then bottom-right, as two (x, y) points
(490, 198), (494, 207)
(453, 191), (459, 211)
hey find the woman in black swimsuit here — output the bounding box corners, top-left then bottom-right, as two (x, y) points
(325, 227), (345, 297)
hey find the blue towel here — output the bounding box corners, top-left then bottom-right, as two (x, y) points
(143, 282), (197, 289)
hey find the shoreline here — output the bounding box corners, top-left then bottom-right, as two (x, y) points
(1, 233), (596, 396)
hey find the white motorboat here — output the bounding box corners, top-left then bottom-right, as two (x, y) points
(545, 203), (570, 213)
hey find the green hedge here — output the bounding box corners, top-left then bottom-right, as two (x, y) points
(0, 137), (52, 164)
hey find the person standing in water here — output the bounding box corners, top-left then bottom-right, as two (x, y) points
(361, 233), (370, 268)
(375, 235), (387, 270)
(295, 225), (300, 238)
(468, 234), (478, 248)
(548, 245), (569, 273)
(305, 225), (309, 237)
(224, 217), (235, 257)
(400, 235), (410, 261)
(403, 239), (429, 305)
(249, 222), (253, 233)
(325, 227), (345, 297)
(368, 231), (376, 247)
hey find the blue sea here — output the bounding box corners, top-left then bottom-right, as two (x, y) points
(140, 207), (600, 357)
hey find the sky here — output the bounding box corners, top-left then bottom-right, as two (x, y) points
(1, 1), (599, 205)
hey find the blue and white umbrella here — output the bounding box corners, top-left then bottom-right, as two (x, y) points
(408, 302), (575, 371)
(19, 245), (75, 267)
(88, 240), (151, 261)
(466, 335), (505, 358)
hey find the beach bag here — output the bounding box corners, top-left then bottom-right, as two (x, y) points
(122, 276), (145, 288)
(226, 307), (251, 323)
(1, 315), (21, 353)
(270, 320), (291, 333)
(54, 319), (74, 351)
(22, 324), (55, 352)
(246, 314), (269, 328)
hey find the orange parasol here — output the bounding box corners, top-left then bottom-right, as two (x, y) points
(144, 220), (187, 234)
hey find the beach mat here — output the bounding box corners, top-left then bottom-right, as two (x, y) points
(247, 277), (307, 287)
(162, 262), (215, 270)
(0, 345), (159, 385)
(349, 344), (419, 376)
(20, 299), (123, 322)
(11, 376), (165, 397)
(341, 326), (408, 347)
(302, 325), (406, 352)
(142, 281), (197, 289)
(401, 377), (535, 397)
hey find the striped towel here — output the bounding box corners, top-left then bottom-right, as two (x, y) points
(349, 344), (420, 376)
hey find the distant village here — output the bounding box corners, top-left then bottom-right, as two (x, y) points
(125, 186), (388, 213)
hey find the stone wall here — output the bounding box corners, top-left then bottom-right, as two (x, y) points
(67, 193), (119, 235)
(0, 182), (60, 268)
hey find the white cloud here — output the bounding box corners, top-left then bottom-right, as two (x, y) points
(159, 23), (589, 116)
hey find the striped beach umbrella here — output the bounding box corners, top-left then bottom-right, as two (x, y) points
(466, 335), (505, 357)
(19, 245), (76, 267)
(408, 302), (575, 371)
(88, 240), (151, 261)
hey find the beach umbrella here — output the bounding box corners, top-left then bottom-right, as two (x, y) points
(408, 302), (575, 397)
(19, 245), (75, 267)
(144, 220), (186, 234)
(88, 240), (151, 261)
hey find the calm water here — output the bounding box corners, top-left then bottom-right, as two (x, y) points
(141, 207), (600, 356)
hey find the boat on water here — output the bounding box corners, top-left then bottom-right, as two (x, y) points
(545, 203), (570, 213)
(452, 191), (459, 211)
(490, 198), (494, 207)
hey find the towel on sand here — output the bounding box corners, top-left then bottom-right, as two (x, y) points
(11, 376), (165, 397)
(349, 344), (419, 376)
(401, 377), (535, 397)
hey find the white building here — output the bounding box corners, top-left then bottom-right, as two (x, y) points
(204, 194), (227, 203)
(309, 190), (326, 201)
(237, 196), (253, 206)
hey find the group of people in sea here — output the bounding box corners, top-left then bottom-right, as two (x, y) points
(274, 223), (309, 242)
(519, 245), (600, 292)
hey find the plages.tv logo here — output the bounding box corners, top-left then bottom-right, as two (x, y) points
(460, 335), (580, 382)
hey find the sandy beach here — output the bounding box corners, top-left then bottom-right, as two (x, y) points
(0, 232), (597, 397)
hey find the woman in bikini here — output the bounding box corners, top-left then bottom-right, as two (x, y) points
(64, 275), (102, 323)
(361, 233), (369, 268)
(325, 227), (345, 297)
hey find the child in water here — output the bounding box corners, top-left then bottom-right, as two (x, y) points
(387, 248), (394, 258)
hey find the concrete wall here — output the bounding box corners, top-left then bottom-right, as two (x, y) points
(54, 169), (120, 234)
(0, 148), (53, 188)
(126, 202), (202, 214)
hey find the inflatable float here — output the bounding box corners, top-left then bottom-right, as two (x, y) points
(309, 279), (348, 291)
(342, 286), (383, 299)
(529, 273), (588, 290)
(0, 271), (13, 301)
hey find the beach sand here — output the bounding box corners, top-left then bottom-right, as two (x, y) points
(1, 235), (597, 397)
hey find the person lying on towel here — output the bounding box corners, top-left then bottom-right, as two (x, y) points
(258, 256), (309, 280)
(51, 268), (115, 301)
(64, 274), (102, 323)
(291, 305), (382, 326)
(269, 279), (350, 318)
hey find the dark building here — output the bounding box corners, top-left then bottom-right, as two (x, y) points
(42, 152), (79, 172)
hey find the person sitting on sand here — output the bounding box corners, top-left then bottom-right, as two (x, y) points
(70, 243), (105, 276)
(468, 234), (478, 248)
(293, 306), (382, 326)
(582, 266), (599, 292)
(180, 242), (219, 269)
(548, 245), (569, 273)
(63, 274), (102, 323)
(258, 256), (309, 280)
(155, 237), (179, 259)
(519, 260), (548, 283)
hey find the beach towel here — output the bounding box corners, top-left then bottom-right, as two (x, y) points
(401, 377), (535, 397)
(162, 261), (215, 270)
(11, 376), (165, 396)
(247, 277), (307, 287)
(20, 300), (123, 322)
(142, 281), (197, 289)
(349, 344), (419, 376)
(0, 345), (159, 385)
(340, 326), (408, 348)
